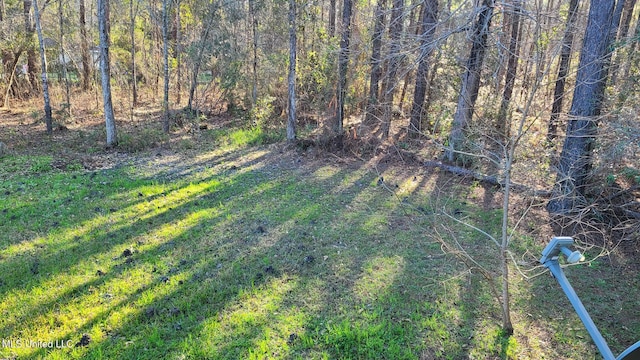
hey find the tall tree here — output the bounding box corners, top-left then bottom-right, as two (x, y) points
(187, 1), (218, 112)
(79, 0), (92, 91)
(248, 0), (259, 107)
(379, 0), (405, 139)
(335, 0), (353, 134)
(617, 0), (637, 40)
(409, 0), (438, 136)
(398, 0), (422, 113)
(547, 0), (619, 213)
(610, 0), (636, 85)
(98, 0), (118, 146)
(162, 0), (170, 132)
(58, 0), (71, 117)
(445, 0), (494, 163)
(363, 0), (387, 128)
(1, 0), (24, 108)
(328, 0), (336, 37)
(619, 7), (640, 91)
(32, 0), (52, 133)
(175, 0), (182, 105)
(547, 0), (579, 143)
(496, 0), (522, 140)
(129, 0), (139, 107)
(24, 0), (38, 92)
(287, 0), (296, 141)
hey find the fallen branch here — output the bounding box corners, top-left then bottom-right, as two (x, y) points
(605, 185), (640, 202)
(624, 209), (640, 219)
(424, 161), (552, 198)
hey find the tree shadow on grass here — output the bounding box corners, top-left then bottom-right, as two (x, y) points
(11, 151), (379, 359)
(7, 145), (623, 360)
(0, 149), (275, 339)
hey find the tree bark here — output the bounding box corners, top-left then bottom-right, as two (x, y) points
(249, 0), (259, 108)
(619, 9), (640, 96)
(175, 0), (182, 105)
(32, 0), (52, 133)
(379, 0), (405, 139)
(335, 0), (353, 134)
(547, 0), (579, 143)
(409, 0), (438, 136)
(548, 0), (619, 214)
(24, 0), (38, 93)
(618, 0), (637, 39)
(363, 0), (387, 128)
(329, 0), (336, 38)
(59, 0), (71, 117)
(496, 0), (522, 141)
(162, 0), (170, 132)
(98, 0), (118, 146)
(445, 0), (494, 163)
(287, 0), (297, 141)
(130, 0), (138, 107)
(1, 7), (22, 108)
(398, 0), (421, 114)
(608, 0), (635, 86)
(79, 0), (92, 91)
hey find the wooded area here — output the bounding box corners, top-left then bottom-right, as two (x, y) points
(2, 0), (639, 214)
(1, 0), (640, 357)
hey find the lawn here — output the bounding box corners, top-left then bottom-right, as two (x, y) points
(1, 124), (639, 359)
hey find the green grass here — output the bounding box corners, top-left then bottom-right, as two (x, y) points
(0, 138), (638, 359)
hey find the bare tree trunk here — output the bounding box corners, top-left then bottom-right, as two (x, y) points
(335, 0), (353, 134)
(175, 0), (182, 105)
(499, 151), (514, 336)
(32, 0), (52, 133)
(3, 55), (21, 108)
(24, 0), (38, 93)
(187, 3), (217, 112)
(619, 10), (640, 98)
(422, 52), (441, 131)
(287, 0), (297, 141)
(363, 0), (387, 128)
(379, 0), (405, 139)
(445, 0), (494, 163)
(1, 5), (21, 108)
(162, 0), (170, 132)
(609, 0), (636, 86)
(98, 0), (117, 146)
(548, 0), (618, 214)
(496, 0), (522, 141)
(249, 0), (259, 108)
(409, 0), (438, 136)
(59, 0), (71, 117)
(547, 0), (579, 144)
(618, 0), (637, 39)
(79, 0), (92, 91)
(130, 0), (138, 108)
(151, 0), (161, 93)
(398, 0), (421, 115)
(329, 0), (336, 37)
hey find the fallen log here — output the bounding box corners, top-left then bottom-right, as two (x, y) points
(423, 160), (553, 198)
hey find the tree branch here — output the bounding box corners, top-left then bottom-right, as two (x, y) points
(424, 160), (552, 197)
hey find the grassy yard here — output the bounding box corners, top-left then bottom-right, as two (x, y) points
(1, 126), (639, 359)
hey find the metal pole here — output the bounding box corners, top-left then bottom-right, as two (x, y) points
(546, 260), (616, 360)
